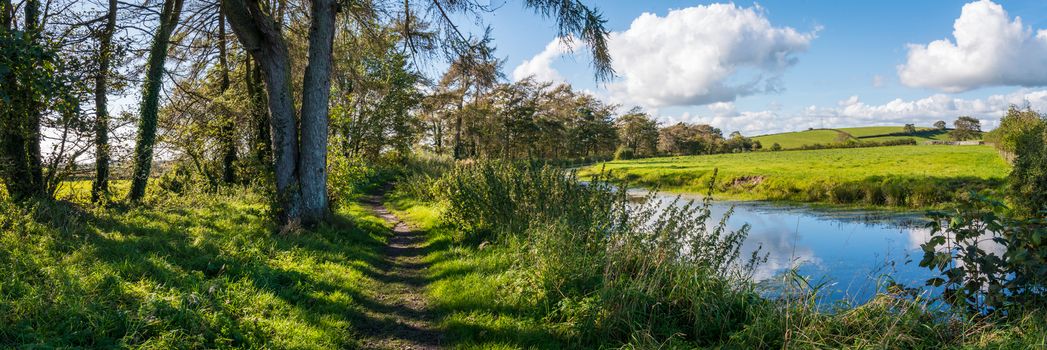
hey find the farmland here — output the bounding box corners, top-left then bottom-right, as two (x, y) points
(583, 144), (1010, 208)
(753, 126), (960, 150)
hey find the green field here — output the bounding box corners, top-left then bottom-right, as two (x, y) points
(583, 145), (1011, 208)
(753, 126), (957, 150)
(0, 189), (398, 348)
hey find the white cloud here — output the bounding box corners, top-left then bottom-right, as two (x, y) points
(814, 89), (1047, 128)
(898, 0), (1047, 92)
(607, 3), (816, 107)
(653, 89), (1047, 136)
(872, 75), (885, 88)
(512, 37), (573, 83)
(513, 3), (816, 107)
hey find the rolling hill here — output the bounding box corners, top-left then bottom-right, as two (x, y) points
(753, 126), (962, 150)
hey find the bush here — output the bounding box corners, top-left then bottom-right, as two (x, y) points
(985, 106), (1044, 161)
(1009, 126), (1047, 216)
(920, 193), (1047, 313)
(327, 154), (377, 208)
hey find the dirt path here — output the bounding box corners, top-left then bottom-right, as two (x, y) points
(358, 194), (443, 349)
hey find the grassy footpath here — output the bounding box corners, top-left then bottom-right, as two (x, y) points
(386, 196), (566, 349)
(0, 189), (394, 348)
(583, 145), (1010, 208)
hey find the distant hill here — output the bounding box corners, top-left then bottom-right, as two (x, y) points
(753, 126), (967, 150)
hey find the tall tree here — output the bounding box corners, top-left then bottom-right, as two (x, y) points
(127, 0), (186, 201)
(0, 0), (45, 200)
(245, 55), (270, 165)
(217, 6), (238, 184)
(298, 0), (339, 224)
(949, 116), (982, 141)
(222, 0), (320, 225)
(91, 0), (118, 202)
(616, 107), (659, 157)
(224, 0), (612, 227)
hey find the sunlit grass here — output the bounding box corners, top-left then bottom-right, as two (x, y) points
(583, 145), (1010, 208)
(385, 166), (1047, 349)
(0, 186), (393, 348)
(386, 196), (567, 349)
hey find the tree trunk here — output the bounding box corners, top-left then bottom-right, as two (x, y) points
(218, 8), (238, 185)
(127, 0), (184, 201)
(453, 101), (463, 160)
(246, 55), (271, 165)
(298, 0), (338, 225)
(223, 0), (301, 225)
(0, 0), (45, 201)
(91, 0), (117, 202)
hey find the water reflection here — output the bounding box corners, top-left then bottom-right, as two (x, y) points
(631, 189), (938, 304)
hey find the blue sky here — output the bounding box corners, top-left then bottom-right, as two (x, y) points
(452, 0), (1047, 135)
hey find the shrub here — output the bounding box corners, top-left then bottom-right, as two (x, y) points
(327, 154), (376, 208)
(920, 193), (1047, 313)
(984, 106), (1044, 160)
(1009, 126), (1047, 216)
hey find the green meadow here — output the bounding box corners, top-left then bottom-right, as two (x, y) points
(584, 145), (1010, 208)
(753, 126), (958, 150)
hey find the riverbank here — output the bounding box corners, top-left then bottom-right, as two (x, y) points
(581, 145), (1010, 209)
(388, 161), (1046, 348)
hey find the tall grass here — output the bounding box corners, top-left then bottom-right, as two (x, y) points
(398, 159), (1047, 348)
(431, 162), (771, 345)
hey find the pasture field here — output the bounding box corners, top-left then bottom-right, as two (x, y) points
(583, 145), (1011, 208)
(753, 126), (958, 149)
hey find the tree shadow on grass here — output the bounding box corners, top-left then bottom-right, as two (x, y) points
(5, 196), (443, 348)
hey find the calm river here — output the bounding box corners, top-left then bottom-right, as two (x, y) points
(636, 189), (942, 305)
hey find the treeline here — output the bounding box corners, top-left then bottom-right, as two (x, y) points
(794, 138), (917, 151)
(0, 0), (618, 228)
(418, 76), (764, 162)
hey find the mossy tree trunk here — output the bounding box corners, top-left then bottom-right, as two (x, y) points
(91, 0), (117, 202)
(0, 0), (46, 201)
(127, 0), (184, 201)
(218, 7), (238, 185)
(245, 55), (271, 166)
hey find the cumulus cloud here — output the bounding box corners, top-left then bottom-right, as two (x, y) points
(898, 0), (1047, 92)
(511, 3), (815, 106)
(607, 3), (816, 107)
(655, 89), (1047, 136)
(512, 37), (573, 83)
(815, 89), (1047, 128)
